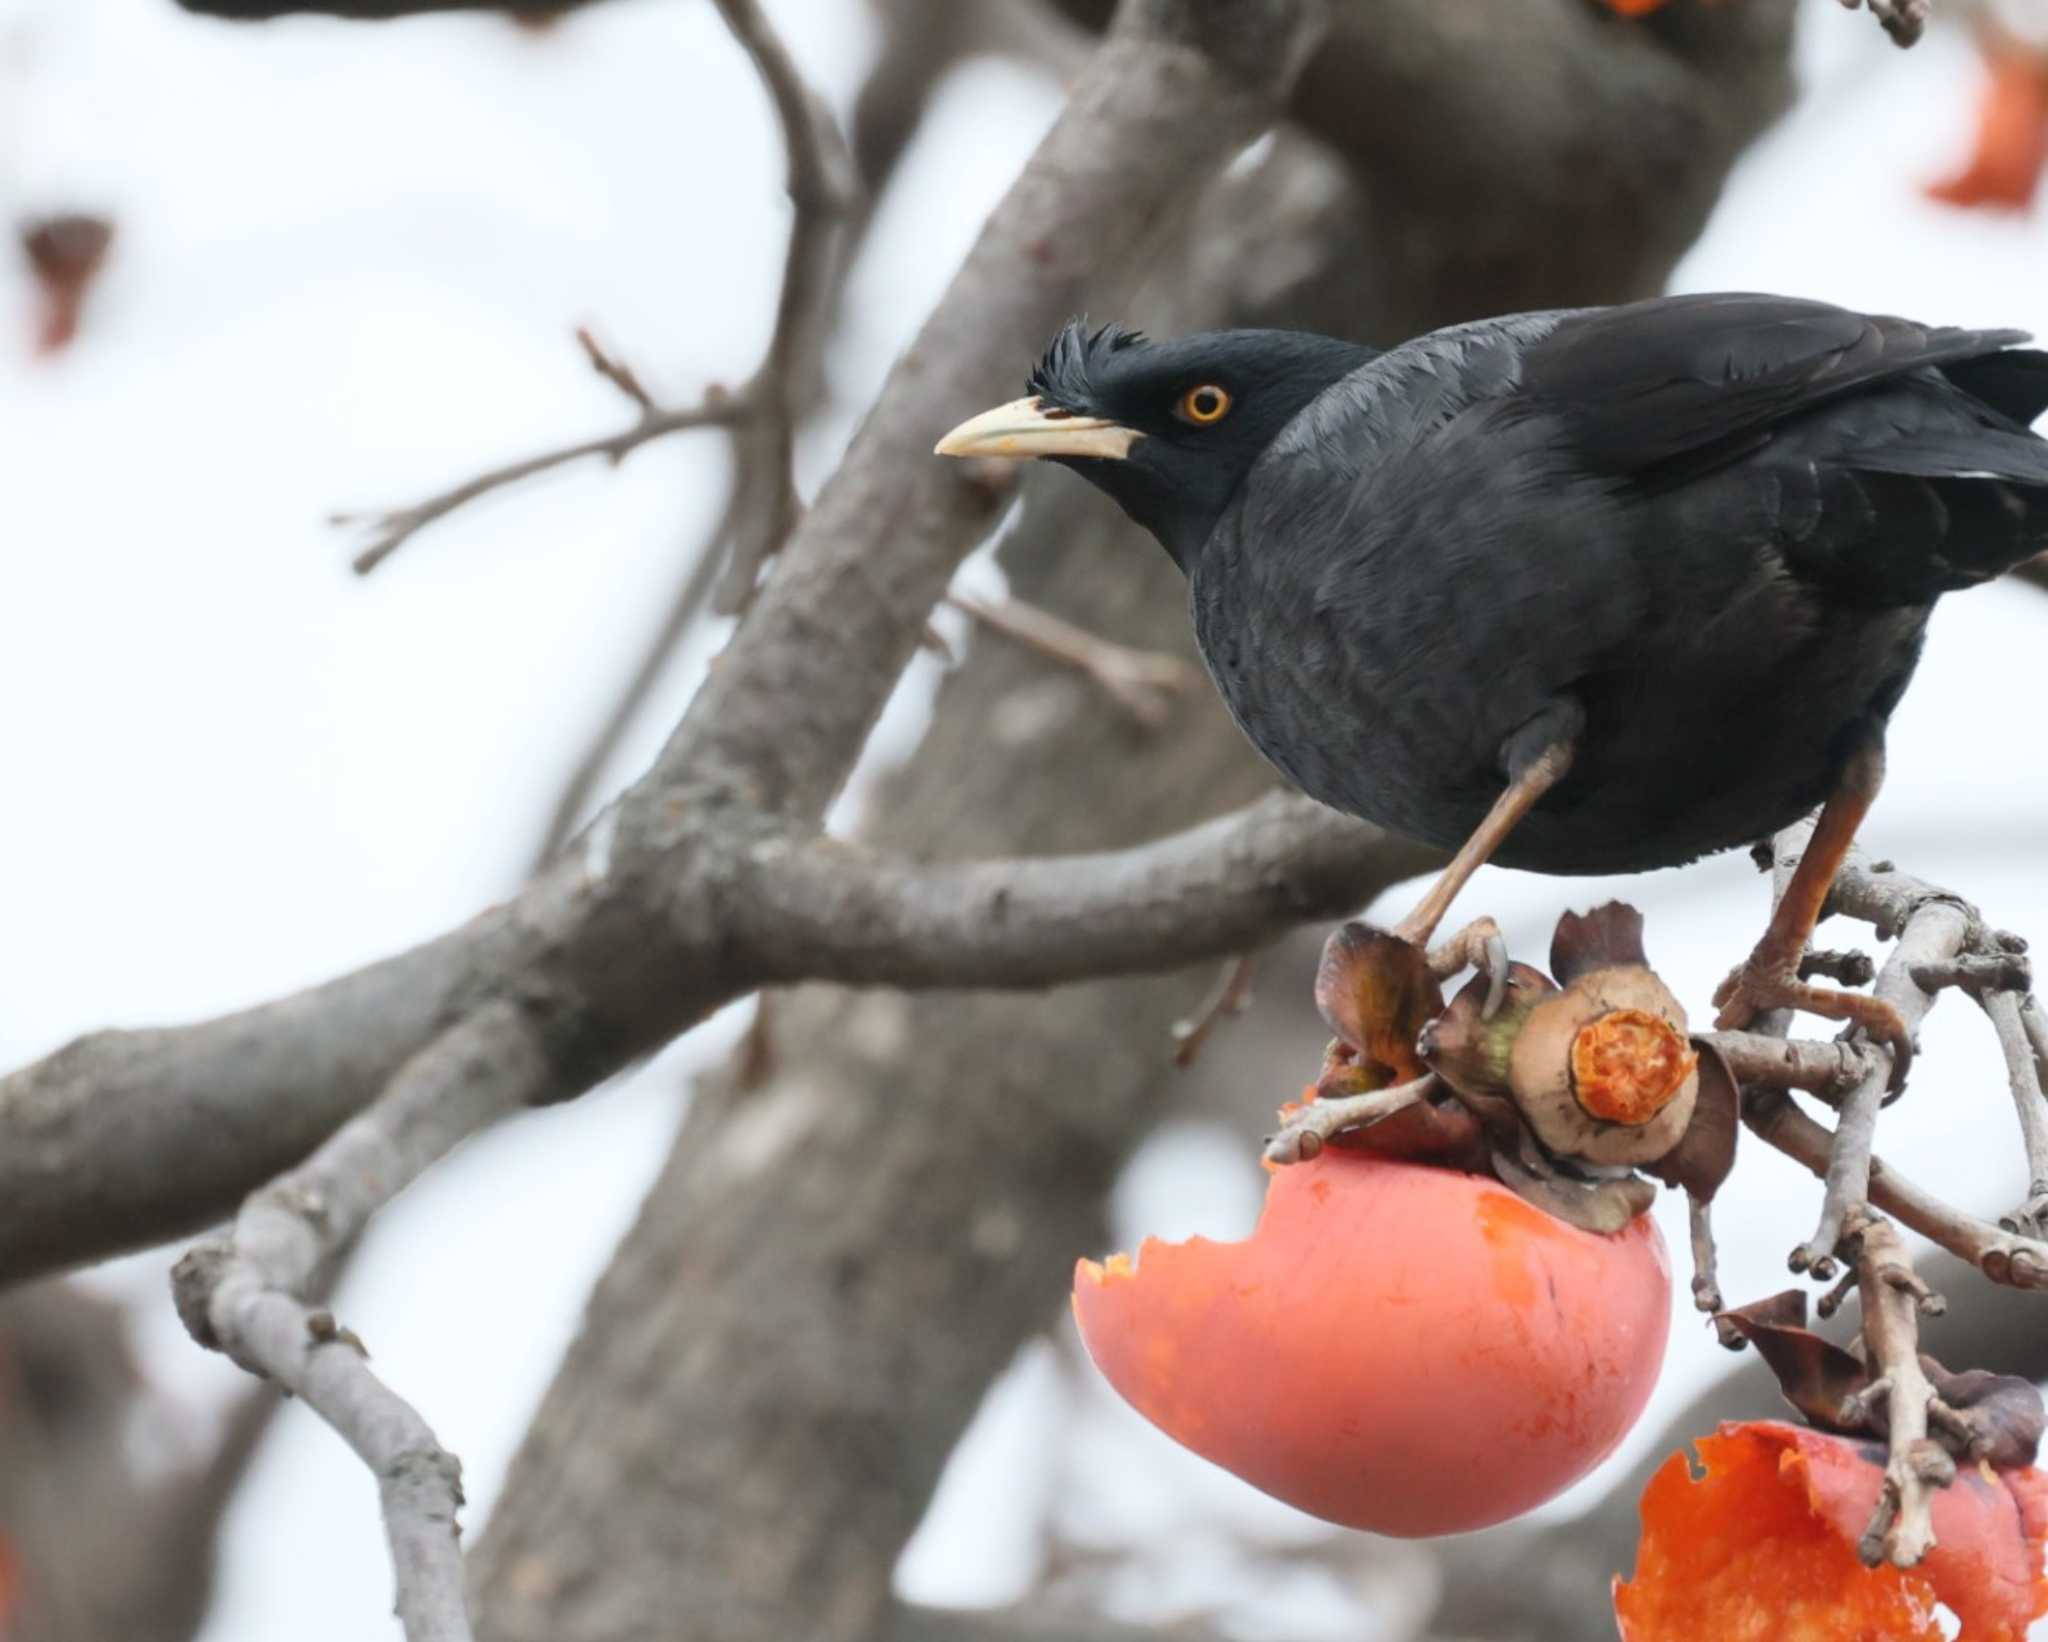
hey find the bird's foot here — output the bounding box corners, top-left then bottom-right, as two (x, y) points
(1425, 917), (1511, 1019)
(1264, 1072), (1439, 1165)
(1713, 955), (1913, 1092)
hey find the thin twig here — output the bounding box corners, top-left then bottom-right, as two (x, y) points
(1698, 1028), (1878, 1104)
(1742, 1085), (2048, 1290)
(947, 590), (1202, 731)
(345, 0), (854, 599)
(1171, 952), (1259, 1067)
(1979, 989), (2048, 1234)
(708, 0), (857, 614)
(1752, 820), (1976, 1277)
(1814, 1263), (1859, 1321)
(169, 1003), (551, 1642)
(1911, 950), (2032, 995)
(525, 0), (859, 841)
(576, 325), (656, 416)
(528, 466), (748, 869)
(1688, 1194), (1744, 1349)
(342, 391), (745, 576)
(1799, 947), (1876, 986)
(1264, 1073), (1437, 1166)
(1842, 1214), (1953, 1567)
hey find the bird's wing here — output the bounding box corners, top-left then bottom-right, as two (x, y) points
(1515, 292), (2034, 478)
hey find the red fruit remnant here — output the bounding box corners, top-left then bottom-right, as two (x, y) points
(20, 213), (115, 357)
(1928, 45), (2048, 211)
(1616, 1421), (2048, 1641)
(1073, 1148), (1670, 1536)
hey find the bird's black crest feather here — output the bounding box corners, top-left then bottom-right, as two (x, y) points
(1028, 318), (1148, 407)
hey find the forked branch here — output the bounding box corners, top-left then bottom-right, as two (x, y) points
(169, 1003), (550, 1642)
(1843, 1214), (1953, 1567)
(342, 0), (856, 586)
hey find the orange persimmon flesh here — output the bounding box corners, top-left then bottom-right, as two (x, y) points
(1073, 1149), (1670, 1535)
(1571, 1008), (1696, 1125)
(1616, 1422), (2048, 1642)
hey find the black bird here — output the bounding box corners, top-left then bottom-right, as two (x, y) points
(936, 293), (2048, 1061)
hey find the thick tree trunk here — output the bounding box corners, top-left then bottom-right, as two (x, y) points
(472, 7), (1797, 1639)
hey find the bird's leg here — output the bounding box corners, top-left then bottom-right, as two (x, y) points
(1392, 711), (1580, 950)
(1713, 725), (1913, 1088)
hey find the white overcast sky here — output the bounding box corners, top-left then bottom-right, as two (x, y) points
(5, 2), (2048, 1638)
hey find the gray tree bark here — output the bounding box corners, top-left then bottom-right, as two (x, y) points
(471, 6), (1798, 1641)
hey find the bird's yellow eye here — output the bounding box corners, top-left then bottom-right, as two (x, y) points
(1177, 384), (1232, 425)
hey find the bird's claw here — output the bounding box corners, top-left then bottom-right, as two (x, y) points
(1426, 917), (1511, 1019)
(1478, 928), (1510, 1019)
(1713, 957), (1914, 1092)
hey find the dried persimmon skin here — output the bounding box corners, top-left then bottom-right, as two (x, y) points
(1616, 1423), (2048, 1642)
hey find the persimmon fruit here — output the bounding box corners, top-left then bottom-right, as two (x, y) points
(1616, 1421), (2048, 1642)
(1072, 1148), (1671, 1535)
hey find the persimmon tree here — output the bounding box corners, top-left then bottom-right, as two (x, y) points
(7, 3), (2048, 1641)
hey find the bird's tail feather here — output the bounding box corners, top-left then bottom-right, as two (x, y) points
(1840, 433), (2048, 593)
(1802, 425), (2048, 597)
(1851, 432), (2048, 487)
(1942, 347), (2048, 428)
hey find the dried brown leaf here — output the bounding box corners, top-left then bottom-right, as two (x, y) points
(1718, 1290), (1875, 1434)
(1647, 1036), (1740, 1202)
(1549, 901), (1649, 986)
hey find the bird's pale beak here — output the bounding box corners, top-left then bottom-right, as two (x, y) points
(934, 396), (1142, 461)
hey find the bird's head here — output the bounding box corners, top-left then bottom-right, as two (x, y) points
(935, 321), (1376, 568)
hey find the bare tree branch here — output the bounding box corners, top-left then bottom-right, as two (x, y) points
(1979, 988), (2048, 1234)
(1698, 1028), (1878, 1100)
(705, 0), (858, 613)
(1, 782), (1427, 1288)
(526, 468), (746, 868)
(1737, 819), (1978, 1276)
(751, 794), (1436, 992)
(649, 5), (1325, 826)
(169, 1003), (550, 1642)
(946, 590), (1203, 730)
(1743, 1085), (2048, 1289)
(529, 0), (962, 864)
(1171, 951), (1261, 1066)
(340, 388), (746, 576)
(1841, 1214), (1953, 1566)
(344, 0), (856, 585)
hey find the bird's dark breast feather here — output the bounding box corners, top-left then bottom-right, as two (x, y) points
(1189, 300), (2047, 874)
